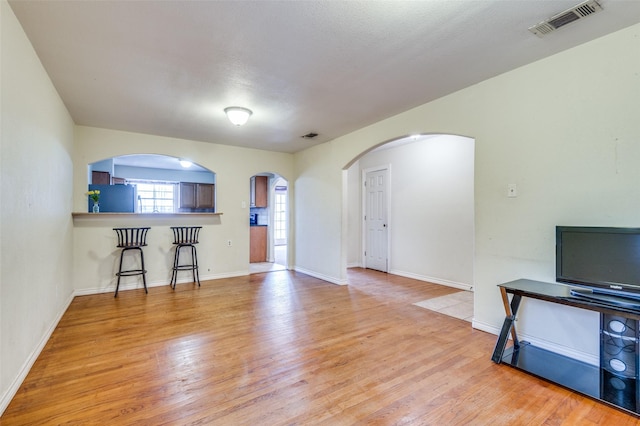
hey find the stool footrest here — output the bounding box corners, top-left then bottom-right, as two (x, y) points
(116, 269), (147, 277)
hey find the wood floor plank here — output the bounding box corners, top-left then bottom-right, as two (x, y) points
(1, 269), (639, 425)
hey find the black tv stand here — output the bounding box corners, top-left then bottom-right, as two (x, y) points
(492, 279), (640, 416)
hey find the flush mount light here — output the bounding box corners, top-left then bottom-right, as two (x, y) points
(179, 159), (193, 168)
(224, 106), (253, 126)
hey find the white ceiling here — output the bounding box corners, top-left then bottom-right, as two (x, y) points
(9, 0), (640, 153)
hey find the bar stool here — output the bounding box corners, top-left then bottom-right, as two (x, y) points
(113, 227), (150, 297)
(170, 226), (202, 289)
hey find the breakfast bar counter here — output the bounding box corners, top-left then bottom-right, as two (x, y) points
(71, 212), (225, 296)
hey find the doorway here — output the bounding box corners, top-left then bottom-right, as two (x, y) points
(364, 167), (389, 272)
(347, 134), (475, 292)
(249, 174), (288, 274)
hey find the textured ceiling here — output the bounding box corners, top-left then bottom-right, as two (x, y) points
(9, 0), (640, 153)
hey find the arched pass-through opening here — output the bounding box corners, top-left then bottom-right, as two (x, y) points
(342, 133), (475, 294)
(87, 154), (216, 213)
(249, 172), (289, 274)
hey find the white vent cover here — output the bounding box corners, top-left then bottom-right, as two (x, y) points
(529, 0), (603, 37)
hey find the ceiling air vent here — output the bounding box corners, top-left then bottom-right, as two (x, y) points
(301, 132), (318, 139)
(529, 0), (603, 37)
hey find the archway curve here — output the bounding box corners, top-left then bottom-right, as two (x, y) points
(342, 132), (473, 170)
(90, 153), (216, 175)
(88, 154), (217, 213)
(341, 132), (475, 291)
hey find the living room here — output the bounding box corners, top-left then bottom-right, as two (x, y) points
(2, 0), (640, 421)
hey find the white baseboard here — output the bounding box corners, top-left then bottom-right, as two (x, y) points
(472, 319), (598, 366)
(294, 266), (347, 285)
(389, 269), (473, 291)
(0, 291), (75, 416)
(471, 319), (500, 336)
(73, 270), (251, 296)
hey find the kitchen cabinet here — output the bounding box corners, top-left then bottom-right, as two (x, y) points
(180, 182), (197, 208)
(250, 226), (267, 263)
(251, 176), (268, 208)
(92, 170), (110, 185)
(180, 182), (215, 210)
(197, 183), (215, 209)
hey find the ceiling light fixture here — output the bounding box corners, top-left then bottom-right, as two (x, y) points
(179, 159), (193, 168)
(224, 106), (253, 126)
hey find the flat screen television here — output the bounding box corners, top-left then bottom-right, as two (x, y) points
(556, 226), (640, 297)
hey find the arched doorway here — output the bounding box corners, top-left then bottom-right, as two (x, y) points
(249, 173), (289, 274)
(344, 134), (475, 292)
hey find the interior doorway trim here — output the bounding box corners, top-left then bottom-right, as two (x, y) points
(361, 164), (391, 272)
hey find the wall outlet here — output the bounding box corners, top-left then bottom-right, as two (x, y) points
(227, 240), (232, 246)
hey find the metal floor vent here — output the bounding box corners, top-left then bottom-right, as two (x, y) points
(529, 0), (603, 37)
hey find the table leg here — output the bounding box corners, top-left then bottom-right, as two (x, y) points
(491, 288), (522, 363)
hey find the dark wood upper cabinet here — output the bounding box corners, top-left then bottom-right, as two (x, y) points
(180, 182), (215, 210)
(197, 183), (215, 209)
(180, 182), (197, 208)
(92, 171), (111, 185)
(254, 176), (268, 208)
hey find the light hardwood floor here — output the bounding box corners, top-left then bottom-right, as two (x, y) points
(1, 269), (638, 425)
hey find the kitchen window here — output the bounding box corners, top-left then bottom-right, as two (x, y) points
(130, 180), (178, 213)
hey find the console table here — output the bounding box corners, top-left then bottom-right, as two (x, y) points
(492, 279), (640, 416)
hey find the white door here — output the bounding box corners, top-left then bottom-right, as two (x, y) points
(365, 168), (388, 272)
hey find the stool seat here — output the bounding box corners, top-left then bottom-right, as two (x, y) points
(113, 227), (150, 297)
(170, 226), (202, 289)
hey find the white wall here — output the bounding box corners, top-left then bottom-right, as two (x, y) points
(294, 143), (346, 283)
(1, 0), (75, 413)
(350, 135), (474, 289)
(72, 126), (294, 292)
(346, 160), (361, 268)
(294, 23), (640, 361)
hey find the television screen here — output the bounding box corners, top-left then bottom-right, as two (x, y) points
(556, 226), (640, 295)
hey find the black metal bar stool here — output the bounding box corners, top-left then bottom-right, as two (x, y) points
(113, 227), (150, 297)
(170, 226), (202, 289)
